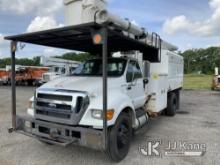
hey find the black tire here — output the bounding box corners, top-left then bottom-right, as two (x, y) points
(27, 80), (33, 86)
(166, 92), (177, 116)
(106, 112), (132, 162)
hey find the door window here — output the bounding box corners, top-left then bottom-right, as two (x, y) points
(126, 62), (134, 83)
(133, 62), (142, 79)
(126, 61), (142, 82)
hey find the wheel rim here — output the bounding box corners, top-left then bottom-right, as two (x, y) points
(117, 121), (129, 151)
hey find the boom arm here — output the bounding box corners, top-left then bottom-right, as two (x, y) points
(40, 56), (81, 67)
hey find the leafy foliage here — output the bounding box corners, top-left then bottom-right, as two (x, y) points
(0, 52), (90, 68)
(55, 52), (91, 62)
(0, 56), (41, 68)
(180, 47), (220, 74)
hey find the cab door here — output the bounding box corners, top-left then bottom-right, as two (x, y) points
(126, 60), (146, 109)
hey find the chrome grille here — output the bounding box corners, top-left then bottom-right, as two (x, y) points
(35, 93), (73, 120)
(38, 93), (72, 101)
(35, 90), (89, 125)
(36, 101), (72, 111)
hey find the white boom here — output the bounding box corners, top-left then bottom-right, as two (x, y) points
(96, 10), (178, 51)
(40, 56), (81, 67)
(63, 0), (178, 51)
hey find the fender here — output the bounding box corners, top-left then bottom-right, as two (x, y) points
(107, 89), (136, 127)
(79, 89), (136, 128)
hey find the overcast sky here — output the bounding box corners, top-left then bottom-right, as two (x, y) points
(0, 0), (220, 58)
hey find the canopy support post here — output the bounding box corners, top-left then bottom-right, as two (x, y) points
(102, 27), (108, 151)
(9, 41), (17, 133)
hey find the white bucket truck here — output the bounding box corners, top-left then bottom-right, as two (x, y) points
(5, 0), (183, 162)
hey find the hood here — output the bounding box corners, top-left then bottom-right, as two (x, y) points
(40, 76), (124, 94)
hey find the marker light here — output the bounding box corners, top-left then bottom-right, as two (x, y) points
(93, 34), (102, 44)
(106, 109), (115, 120)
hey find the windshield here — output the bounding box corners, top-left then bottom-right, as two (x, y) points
(73, 58), (127, 77)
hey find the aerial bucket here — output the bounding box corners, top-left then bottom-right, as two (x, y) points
(63, 0), (107, 25)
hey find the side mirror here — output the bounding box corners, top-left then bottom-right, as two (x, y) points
(143, 78), (149, 84)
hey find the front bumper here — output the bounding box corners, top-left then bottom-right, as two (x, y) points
(15, 116), (104, 150)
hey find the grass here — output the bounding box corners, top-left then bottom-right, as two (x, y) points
(184, 74), (213, 90)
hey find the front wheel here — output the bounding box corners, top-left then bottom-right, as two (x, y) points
(106, 112), (132, 162)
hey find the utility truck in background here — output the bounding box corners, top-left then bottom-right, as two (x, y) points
(5, 0), (184, 162)
(40, 56), (81, 83)
(0, 68), (9, 85)
(212, 67), (220, 90)
(5, 65), (49, 86)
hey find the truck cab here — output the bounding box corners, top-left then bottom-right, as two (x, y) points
(28, 57), (147, 128)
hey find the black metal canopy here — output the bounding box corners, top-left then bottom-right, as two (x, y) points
(5, 23), (159, 62)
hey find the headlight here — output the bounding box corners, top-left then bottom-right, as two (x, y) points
(25, 121), (32, 128)
(91, 109), (102, 119)
(27, 96), (35, 109)
(28, 100), (34, 109)
(91, 109), (115, 120)
(27, 96), (35, 117)
(27, 100), (34, 117)
(27, 108), (34, 117)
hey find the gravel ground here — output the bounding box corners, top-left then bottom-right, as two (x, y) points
(0, 86), (220, 165)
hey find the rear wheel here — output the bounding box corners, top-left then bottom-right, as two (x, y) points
(166, 92), (177, 116)
(106, 112), (132, 162)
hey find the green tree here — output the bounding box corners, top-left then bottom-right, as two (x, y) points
(181, 47), (220, 74)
